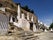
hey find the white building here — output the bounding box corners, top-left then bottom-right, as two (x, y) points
(0, 0), (38, 35)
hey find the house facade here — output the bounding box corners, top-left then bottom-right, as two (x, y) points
(0, 0), (38, 35)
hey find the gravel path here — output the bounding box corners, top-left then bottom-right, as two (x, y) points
(37, 32), (53, 40)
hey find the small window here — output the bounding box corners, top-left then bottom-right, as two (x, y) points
(11, 27), (14, 30)
(0, 3), (2, 7)
(30, 23), (33, 30)
(25, 16), (27, 19)
(17, 20), (18, 22)
(8, 31), (12, 34)
(5, 9), (7, 12)
(12, 17), (15, 22)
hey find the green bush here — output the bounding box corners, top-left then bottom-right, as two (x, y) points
(49, 23), (53, 29)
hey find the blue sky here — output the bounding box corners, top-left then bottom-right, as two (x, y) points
(13, 0), (53, 26)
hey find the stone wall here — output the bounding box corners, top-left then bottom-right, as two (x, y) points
(0, 13), (9, 35)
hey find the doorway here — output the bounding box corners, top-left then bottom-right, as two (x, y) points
(30, 23), (33, 31)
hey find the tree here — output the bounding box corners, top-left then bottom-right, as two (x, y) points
(30, 10), (34, 13)
(22, 5), (29, 11)
(40, 24), (45, 31)
(49, 23), (53, 29)
(22, 5), (34, 13)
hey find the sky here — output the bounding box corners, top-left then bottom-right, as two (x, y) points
(13, 0), (53, 26)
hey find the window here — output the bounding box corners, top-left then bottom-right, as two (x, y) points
(30, 23), (33, 30)
(25, 16), (27, 19)
(0, 3), (2, 7)
(12, 17), (15, 22)
(11, 27), (14, 30)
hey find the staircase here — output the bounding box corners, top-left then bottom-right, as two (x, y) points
(5, 23), (39, 40)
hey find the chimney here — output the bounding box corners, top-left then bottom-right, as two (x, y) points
(27, 12), (29, 20)
(22, 13), (25, 19)
(17, 4), (21, 19)
(10, 15), (13, 23)
(31, 16), (33, 22)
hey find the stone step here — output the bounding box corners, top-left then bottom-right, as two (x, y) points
(17, 32), (34, 37)
(21, 36), (38, 40)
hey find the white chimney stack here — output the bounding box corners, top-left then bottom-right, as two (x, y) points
(27, 12), (29, 20)
(31, 16), (33, 22)
(22, 13), (25, 19)
(10, 16), (13, 23)
(17, 4), (21, 19)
